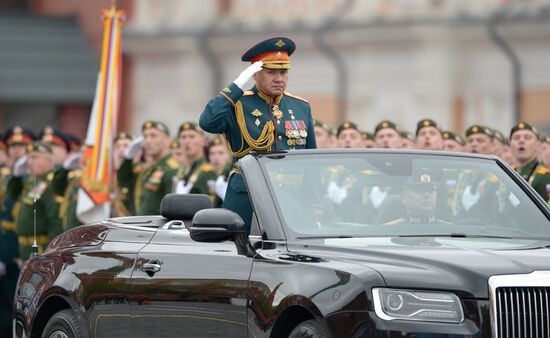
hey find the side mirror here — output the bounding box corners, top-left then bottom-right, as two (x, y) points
(190, 209), (245, 243)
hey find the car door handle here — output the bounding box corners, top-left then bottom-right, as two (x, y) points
(141, 262), (161, 274)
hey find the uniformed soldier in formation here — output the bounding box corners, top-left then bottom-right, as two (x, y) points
(442, 130), (465, 152)
(374, 120), (401, 149)
(118, 121), (179, 215)
(336, 121), (363, 148)
(52, 152), (82, 231)
(39, 126), (69, 166)
(509, 122), (550, 203)
(400, 131), (416, 149)
(7, 142), (62, 259)
(207, 136), (233, 208)
(465, 124), (494, 155)
(199, 37), (316, 231)
(1, 126), (35, 261)
(112, 132), (135, 217)
(174, 122), (217, 203)
(0, 133), (18, 337)
(386, 170), (450, 225)
(314, 120), (334, 149)
(416, 119), (443, 150)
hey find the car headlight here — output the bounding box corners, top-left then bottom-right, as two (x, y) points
(372, 288), (464, 323)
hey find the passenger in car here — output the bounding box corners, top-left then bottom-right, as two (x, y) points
(386, 170), (450, 225)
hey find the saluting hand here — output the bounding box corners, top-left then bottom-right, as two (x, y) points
(63, 153), (82, 170)
(13, 155), (28, 177)
(124, 135), (144, 160)
(234, 61), (263, 90)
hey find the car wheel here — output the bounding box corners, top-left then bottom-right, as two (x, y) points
(41, 309), (86, 338)
(288, 319), (331, 338)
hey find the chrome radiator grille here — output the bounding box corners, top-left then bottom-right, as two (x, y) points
(495, 287), (550, 338)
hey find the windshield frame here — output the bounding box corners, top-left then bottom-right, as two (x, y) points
(254, 149), (550, 241)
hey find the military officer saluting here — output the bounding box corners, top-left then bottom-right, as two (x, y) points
(509, 122), (550, 203)
(117, 121), (179, 215)
(200, 37), (316, 231)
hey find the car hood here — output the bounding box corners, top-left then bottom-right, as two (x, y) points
(289, 237), (550, 298)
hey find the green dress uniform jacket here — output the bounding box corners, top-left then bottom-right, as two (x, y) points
(118, 154), (179, 216)
(199, 83), (317, 231)
(52, 168), (82, 231)
(8, 172), (62, 259)
(175, 157), (217, 201)
(516, 159), (550, 203)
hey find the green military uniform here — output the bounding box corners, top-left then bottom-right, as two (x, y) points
(112, 132), (135, 217)
(52, 168), (83, 231)
(119, 155), (179, 216)
(174, 157), (216, 199)
(199, 37), (316, 231)
(9, 143), (63, 259)
(516, 159), (550, 204)
(212, 163), (233, 208)
(509, 122), (550, 204)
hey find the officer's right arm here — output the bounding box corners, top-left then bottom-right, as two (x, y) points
(200, 61), (263, 134)
(199, 83), (244, 134)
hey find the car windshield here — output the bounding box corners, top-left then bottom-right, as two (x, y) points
(260, 152), (550, 240)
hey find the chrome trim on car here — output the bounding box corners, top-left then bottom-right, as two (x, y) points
(488, 271), (550, 338)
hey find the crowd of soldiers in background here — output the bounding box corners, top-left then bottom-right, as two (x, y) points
(1, 116), (550, 333)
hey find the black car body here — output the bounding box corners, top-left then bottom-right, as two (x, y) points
(14, 150), (550, 338)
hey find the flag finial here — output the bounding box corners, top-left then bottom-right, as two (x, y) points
(111, 0), (117, 11)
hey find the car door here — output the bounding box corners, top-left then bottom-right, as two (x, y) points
(128, 222), (253, 337)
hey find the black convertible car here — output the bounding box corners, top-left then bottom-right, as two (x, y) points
(14, 150), (550, 338)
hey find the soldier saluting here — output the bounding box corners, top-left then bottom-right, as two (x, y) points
(200, 37), (316, 232)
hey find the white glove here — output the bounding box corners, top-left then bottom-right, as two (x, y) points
(13, 155), (28, 177)
(369, 186), (388, 209)
(63, 153), (82, 170)
(461, 185), (480, 211)
(124, 135), (144, 160)
(175, 180), (193, 194)
(233, 61), (263, 90)
(214, 175), (228, 201)
(327, 181), (347, 205)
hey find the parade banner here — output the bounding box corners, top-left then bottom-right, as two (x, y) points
(77, 5), (125, 223)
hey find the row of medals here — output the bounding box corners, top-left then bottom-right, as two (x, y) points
(273, 105), (308, 146)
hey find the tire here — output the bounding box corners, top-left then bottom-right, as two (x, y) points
(41, 309), (86, 338)
(288, 319), (331, 338)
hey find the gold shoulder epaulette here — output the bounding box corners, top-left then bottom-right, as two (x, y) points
(47, 172), (54, 181)
(1, 167), (10, 176)
(243, 91), (254, 96)
(200, 163), (213, 173)
(166, 158), (179, 170)
(284, 92), (309, 104)
(385, 218), (405, 225)
(536, 166), (550, 175)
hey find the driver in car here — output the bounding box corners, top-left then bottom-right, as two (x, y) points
(386, 170), (451, 225)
